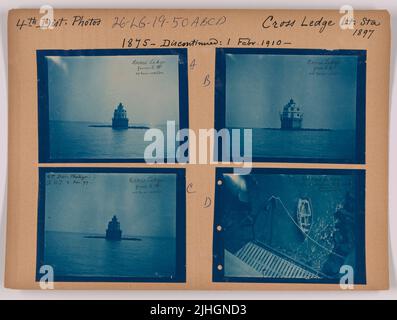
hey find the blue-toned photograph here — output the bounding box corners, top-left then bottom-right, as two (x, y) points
(215, 48), (366, 163)
(36, 168), (186, 282)
(37, 49), (188, 162)
(213, 168), (365, 284)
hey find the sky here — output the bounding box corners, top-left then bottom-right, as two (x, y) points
(47, 55), (180, 125)
(45, 172), (177, 238)
(225, 54), (358, 129)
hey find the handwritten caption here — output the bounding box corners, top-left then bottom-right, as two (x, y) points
(45, 173), (95, 186)
(129, 176), (163, 194)
(14, 13), (382, 42)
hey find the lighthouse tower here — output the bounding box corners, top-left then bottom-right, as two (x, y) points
(112, 103), (129, 129)
(105, 215), (122, 241)
(279, 99), (303, 130)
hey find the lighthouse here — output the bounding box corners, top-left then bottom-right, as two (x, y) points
(279, 99), (303, 130)
(105, 215), (122, 241)
(112, 103), (129, 129)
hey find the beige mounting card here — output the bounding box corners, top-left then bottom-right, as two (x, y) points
(5, 9), (390, 290)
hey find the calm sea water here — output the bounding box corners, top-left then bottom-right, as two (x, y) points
(251, 128), (356, 160)
(49, 121), (173, 160)
(44, 231), (176, 278)
(50, 122), (355, 161)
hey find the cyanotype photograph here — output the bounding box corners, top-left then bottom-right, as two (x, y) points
(37, 49), (188, 162)
(213, 168), (365, 284)
(36, 168), (186, 282)
(215, 48), (366, 163)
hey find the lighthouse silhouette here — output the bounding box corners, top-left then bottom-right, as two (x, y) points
(112, 103), (129, 129)
(105, 215), (122, 241)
